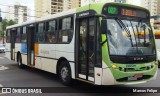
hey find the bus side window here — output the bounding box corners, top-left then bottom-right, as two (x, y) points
(15, 28), (18, 43)
(6, 30), (11, 43)
(58, 16), (73, 43)
(37, 22), (45, 43)
(46, 20), (57, 43)
(22, 26), (27, 43)
(16, 27), (21, 43)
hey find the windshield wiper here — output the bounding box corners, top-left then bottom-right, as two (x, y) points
(115, 18), (134, 47)
(137, 20), (143, 43)
(136, 25), (140, 43)
(130, 21), (139, 54)
(142, 24), (147, 46)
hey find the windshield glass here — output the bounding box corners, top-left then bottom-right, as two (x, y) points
(106, 18), (155, 56)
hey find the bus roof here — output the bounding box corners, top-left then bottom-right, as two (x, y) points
(6, 20), (36, 29)
(6, 8), (76, 30)
(37, 8), (76, 22)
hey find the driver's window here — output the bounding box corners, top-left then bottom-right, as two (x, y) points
(107, 20), (118, 39)
(107, 19), (122, 48)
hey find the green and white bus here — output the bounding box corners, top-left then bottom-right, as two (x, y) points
(5, 3), (158, 85)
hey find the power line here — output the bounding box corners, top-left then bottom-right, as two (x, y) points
(0, 3), (47, 13)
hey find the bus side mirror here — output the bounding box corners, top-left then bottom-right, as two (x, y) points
(0, 17), (2, 22)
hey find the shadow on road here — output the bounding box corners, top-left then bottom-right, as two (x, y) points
(9, 65), (157, 94)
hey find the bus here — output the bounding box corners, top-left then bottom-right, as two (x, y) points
(154, 30), (160, 67)
(5, 3), (158, 85)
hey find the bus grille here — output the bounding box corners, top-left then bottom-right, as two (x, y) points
(118, 65), (154, 72)
(116, 75), (152, 82)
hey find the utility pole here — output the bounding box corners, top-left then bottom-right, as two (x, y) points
(0, 8), (2, 22)
(0, 8), (2, 44)
(0, 8), (4, 44)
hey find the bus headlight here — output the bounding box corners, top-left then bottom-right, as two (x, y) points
(155, 62), (158, 66)
(112, 64), (118, 69)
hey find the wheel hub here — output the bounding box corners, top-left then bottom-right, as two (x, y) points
(61, 67), (68, 81)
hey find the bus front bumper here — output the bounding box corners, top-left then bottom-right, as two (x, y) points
(101, 63), (158, 85)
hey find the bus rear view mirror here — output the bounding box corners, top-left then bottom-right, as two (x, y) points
(101, 19), (107, 34)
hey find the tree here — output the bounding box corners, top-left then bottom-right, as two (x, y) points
(0, 19), (17, 43)
(1, 19), (8, 35)
(8, 20), (17, 26)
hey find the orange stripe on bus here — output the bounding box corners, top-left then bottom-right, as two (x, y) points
(34, 43), (39, 55)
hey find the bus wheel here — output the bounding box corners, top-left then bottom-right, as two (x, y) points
(59, 61), (72, 85)
(17, 54), (25, 69)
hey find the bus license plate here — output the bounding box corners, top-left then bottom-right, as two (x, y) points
(128, 76), (137, 81)
(134, 74), (143, 78)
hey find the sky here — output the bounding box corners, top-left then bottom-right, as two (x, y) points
(0, 0), (141, 20)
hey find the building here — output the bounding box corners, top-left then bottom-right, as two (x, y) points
(81, 0), (130, 6)
(63, 0), (72, 11)
(51, 0), (63, 14)
(115, 0), (126, 3)
(5, 3), (30, 24)
(141, 0), (158, 16)
(81, 0), (113, 6)
(71, 0), (81, 9)
(63, 0), (81, 11)
(150, 15), (160, 30)
(35, 0), (52, 18)
(35, 0), (80, 19)
(64, 0), (81, 11)
(35, 0), (63, 18)
(157, 0), (160, 15)
(140, 0), (160, 30)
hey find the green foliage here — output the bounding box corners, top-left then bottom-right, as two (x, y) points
(0, 19), (17, 36)
(2, 19), (8, 31)
(8, 20), (17, 26)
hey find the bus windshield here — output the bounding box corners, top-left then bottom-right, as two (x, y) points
(105, 18), (155, 56)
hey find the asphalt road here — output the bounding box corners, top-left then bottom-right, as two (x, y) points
(0, 53), (160, 96)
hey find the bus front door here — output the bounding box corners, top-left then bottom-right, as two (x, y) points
(10, 29), (16, 60)
(76, 18), (97, 82)
(27, 25), (35, 66)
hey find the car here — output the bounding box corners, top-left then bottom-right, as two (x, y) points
(0, 44), (5, 53)
(157, 49), (160, 68)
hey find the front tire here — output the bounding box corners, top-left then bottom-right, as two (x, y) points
(17, 54), (25, 69)
(59, 61), (72, 85)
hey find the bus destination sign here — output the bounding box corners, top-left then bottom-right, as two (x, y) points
(103, 5), (149, 19)
(121, 8), (136, 17)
